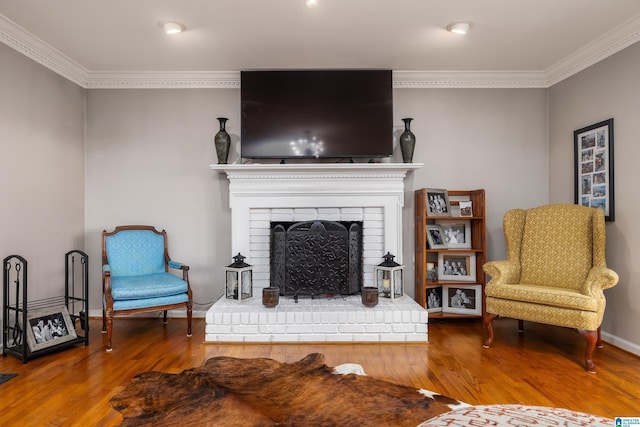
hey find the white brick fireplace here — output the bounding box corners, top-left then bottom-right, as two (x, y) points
(207, 163), (427, 343)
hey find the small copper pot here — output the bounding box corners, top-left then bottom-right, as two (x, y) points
(262, 287), (280, 308)
(361, 287), (379, 307)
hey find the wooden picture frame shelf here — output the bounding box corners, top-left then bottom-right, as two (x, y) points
(414, 189), (486, 318)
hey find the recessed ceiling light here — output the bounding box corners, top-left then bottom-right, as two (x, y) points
(160, 21), (185, 35)
(447, 22), (471, 35)
(306, 0), (319, 8)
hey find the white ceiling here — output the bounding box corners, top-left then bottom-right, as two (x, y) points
(1, 0), (640, 88)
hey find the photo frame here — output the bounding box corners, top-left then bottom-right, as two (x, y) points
(459, 200), (473, 217)
(574, 118), (614, 221)
(438, 252), (476, 282)
(425, 188), (451, 217)
(26, 306), (77, 352)
(426, 224), (447, 249)
(442, 284), (482, 316)
(426, 262), (438, 281)
(435, 220), (471, 249)
(426, 285), (443, 313)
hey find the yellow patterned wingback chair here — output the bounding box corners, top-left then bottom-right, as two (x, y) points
(483, 204), (618, 373)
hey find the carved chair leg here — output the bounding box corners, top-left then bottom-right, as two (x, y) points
(518, 319), (525, 333)
(578, 329), (597, 373)
(105, 314), (113, 352)
(596, 326), (603, 348)
(187, 302), (193, 337)
(163, 310), (168, 325)
(102, 308), (107, 333)
(483, 313), (498, 347)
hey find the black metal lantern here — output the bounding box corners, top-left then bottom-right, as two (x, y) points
(374, 252), (404, 301)
(225, 253), (253, 300)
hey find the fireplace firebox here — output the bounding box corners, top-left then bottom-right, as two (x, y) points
(270, 220), (362, 299)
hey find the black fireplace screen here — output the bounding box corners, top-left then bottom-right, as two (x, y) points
(270, 220), (362, 298)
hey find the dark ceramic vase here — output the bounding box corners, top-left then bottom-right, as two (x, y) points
(399, 118), (416, 163)
(215, 117), (231, 164)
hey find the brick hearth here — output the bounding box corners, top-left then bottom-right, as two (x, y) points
(205, 295), (428, 343)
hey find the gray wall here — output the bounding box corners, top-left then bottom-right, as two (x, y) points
(0, 43), (85, 310)
(549, 41), (640, 353)
(84, 89), (237, 311)
(395, 88), (549, 278)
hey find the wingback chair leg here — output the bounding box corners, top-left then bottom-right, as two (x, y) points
(596, 326), (603, 348)
(518, 320), (525, 332)
(578, 329), (597, 373)
(163, 310), (168, 325)
(483, 313), (498, 347)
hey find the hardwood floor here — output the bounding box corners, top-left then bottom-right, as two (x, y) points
(1, 316), (639, 425)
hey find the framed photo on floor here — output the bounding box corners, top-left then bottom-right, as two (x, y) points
(574, 118), (614, 221)
(26, 306), (77, 352)
(438, 252), (476, 281)
(442, 284), (482, 316)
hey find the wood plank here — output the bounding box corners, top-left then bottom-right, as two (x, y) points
(0, 316), (638, 425)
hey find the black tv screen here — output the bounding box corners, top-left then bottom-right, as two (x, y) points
(241, 70), (393, 159)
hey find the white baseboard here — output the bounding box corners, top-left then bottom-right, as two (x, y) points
(602, 331), (640, 357)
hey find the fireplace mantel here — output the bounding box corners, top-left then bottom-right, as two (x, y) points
(210, 162), (422, 176)
(210, 163), (422, 201)
(211, 162), (422, 267)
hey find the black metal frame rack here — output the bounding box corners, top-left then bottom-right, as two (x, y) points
(3, 250), (89, 363)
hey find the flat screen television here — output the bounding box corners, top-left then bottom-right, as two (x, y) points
(240, 70), (393, 160)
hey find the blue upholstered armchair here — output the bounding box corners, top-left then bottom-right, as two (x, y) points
(101, 225), (193, 351)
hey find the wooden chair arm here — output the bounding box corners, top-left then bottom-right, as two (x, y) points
(168, 260), (190, 282)
(168, 260), (189, 271)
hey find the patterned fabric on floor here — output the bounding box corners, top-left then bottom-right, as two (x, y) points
(418, 404), (612, 427)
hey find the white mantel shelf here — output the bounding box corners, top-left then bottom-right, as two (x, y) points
(210, 162), (423, 177)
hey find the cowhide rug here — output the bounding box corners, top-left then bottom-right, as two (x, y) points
(111, 353), (467, 426)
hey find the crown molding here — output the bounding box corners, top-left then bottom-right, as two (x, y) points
(85, 70), (548, 89)
(0, 14), (88, 87)
(2, 12), (640, 89)
(392, 71), (547, 88)
(545, 13), (640, 87)
(85, 71), (240, 89)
